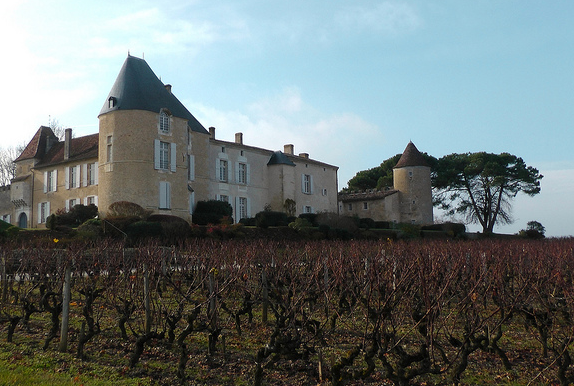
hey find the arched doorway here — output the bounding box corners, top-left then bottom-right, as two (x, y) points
(18, 213), (27, 228)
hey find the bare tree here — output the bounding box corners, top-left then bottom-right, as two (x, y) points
(48, 116), (67, 141)
(0, 145), (24, 186)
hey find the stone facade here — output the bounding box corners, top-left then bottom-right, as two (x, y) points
(2, 55), (339, 228)
(338, 142), (433, 225)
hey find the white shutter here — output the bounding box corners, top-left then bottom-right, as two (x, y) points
(52, 170), (57, 192)
(301, 174), (305, 193)
(159, 182), (171, 209)
(82, 164), (88, 187)
(38, 203), (42, 223)
(170, 143), (177, 172)
(228, 161), (233, 182)
(74, 166), (80, 188)
(154, 140), (161, 170)
(310, 175), (314, 194)
(189, 193), (195, 214)
(188, 155), (195, 180)
(65, 199), (70, 211)
(235, 162), (240, 182)
(94, 196), (98, 206)
(65, 167), (70, 189)
(46, 202), (50, 218)
(234, 197), (239, 222)
(246, 197), (251, 218)
(94, 163), (99, 185)
(246, 164), (251, 185)
(43, 172), (48, 193)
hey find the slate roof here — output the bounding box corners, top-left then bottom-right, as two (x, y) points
(98, 55), (208, 135)
(35, 134), (99, 168)
(394, 141), (429, 168)
(267, 151), (296, 166)
(14, 126), (58, 162)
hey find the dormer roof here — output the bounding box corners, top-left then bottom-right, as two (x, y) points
(394, 141), (429, 168)
(98, 55), (208, 135)
(14, 126), (58, 162)
(267, 151), (296, 166)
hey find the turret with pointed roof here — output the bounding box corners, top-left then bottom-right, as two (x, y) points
(394, 141), (429, 169)
(99, 54), (208, 134)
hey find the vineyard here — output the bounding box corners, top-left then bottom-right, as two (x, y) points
(1, 237), (574, 385)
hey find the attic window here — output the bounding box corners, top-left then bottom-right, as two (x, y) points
(108, 97), (116, 108)
(159, 111), (170, 133)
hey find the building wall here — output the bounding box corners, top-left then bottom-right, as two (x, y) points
(338, 193), (401, 222)
(393, 165), (433, 224)
(0, 186), (12, 224)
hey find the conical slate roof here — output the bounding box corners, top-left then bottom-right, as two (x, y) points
(394, 141), (429, 168)
(98, 55), (208, 134)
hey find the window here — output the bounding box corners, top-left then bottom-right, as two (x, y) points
(154, 140), (177, 172)
(67, 199), (78, 211)
(159, 181), (171, 209)
(217, 195), (229, 203)
(189, 192), (195, 214)
(159, 142), (169, 170)
(159, 111), (170, 133)
(108, 97), (116, 108)
(85, 196), (98, 206)
(302, 174), (312, 194)
(219, 159), (228, 182)
(237, 197), (247, 220)
(303, 205), (313, 214)
(363, 202), (368, 210)
(38, 202), (50, 224)
(348, 203), (352, 211)
(322, 188), (327, 196)
(44, 170), (57, 193)
(106, 135), (113, 163)
(66, 165), (79, 189)
(237, 163), (247, 184)
(85, 162), (98, 186)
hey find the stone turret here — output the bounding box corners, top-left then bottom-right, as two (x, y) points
(393, 142), (433, 224)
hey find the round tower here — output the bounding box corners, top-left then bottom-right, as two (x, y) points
(392, 142), (433, 224)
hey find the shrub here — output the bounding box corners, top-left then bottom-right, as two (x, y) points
(126, 221), (163, 240)
(192, 200), (233, 225)
(239, 217), (257, 226)
(255, 211), (288, 228)
(298, 213), (318, 227)
(289, 217), (312, 232)
(359, 217), (375, 229)
(108, 201), (151, 219)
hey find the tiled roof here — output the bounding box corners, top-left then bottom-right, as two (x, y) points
(394, 141), (429, 168)
(99, 55), (209, 135)
(14, 126), (58, 162)
(338, 189), (398, 203)
(35, 134), (99, 167)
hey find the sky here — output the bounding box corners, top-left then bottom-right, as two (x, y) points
(1, 0), (573, 237)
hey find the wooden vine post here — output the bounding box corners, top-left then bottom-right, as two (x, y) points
(144, 263), (152, 334)
(59, 263), (72, 352)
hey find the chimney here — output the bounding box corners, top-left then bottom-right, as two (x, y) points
(64, 128), (72, 160)
(209, 127), (216, 139)
(299, 153), (309, 159)
(165, 84), (172, 94)
(235, 132), (243, 144)
(284, 144), (294, 155)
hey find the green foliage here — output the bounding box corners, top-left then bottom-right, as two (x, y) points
(298, 213), (318, 226)
(288, 217), (312, 231)
(192, 200), (233, 225)
(0, 219), (12, 232)
(433, 152), (543, 234)
(346, 154), (401, 191)
(126, 221), (163, 240)
(519, 220), (546, 239)
(283, 198), (296, 217)
(108, 201), (151, 219)
(255, 211), (288, 228)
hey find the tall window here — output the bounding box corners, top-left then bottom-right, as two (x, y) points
(238, 197), (247, 220)
(217, 195), (229, 203)
(85, 196), (97, 206)
(67, 199), (78, 211)
(302, 174), (312, 194)
(219, 159), (228, 182)
(159, 111), (170, 133)
(237, 163), (247, 184)
(154, 140), (176, 172)
(44, 170), (57, 192)
(68, 166), (78, 189)
(38, 202), (50, 224)
(106, 135), (113, 163)
(159, 142), (169, 170)
(87, 162), (98, 185)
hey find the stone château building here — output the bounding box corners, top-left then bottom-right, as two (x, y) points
(0, 55), (433, 229)
(1, 55), (338, 228)
(338, 142), (433, 225)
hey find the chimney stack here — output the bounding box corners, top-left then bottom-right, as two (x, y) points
(299, 153), (309, 159)
(284, 144), (294, 155)
(235, 132), (243, 144)
(165, 84), (172, 94)
(209, 127), (216, 139)
(64, 128), (72, 160)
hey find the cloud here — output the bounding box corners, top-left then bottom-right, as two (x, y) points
(187, 87), (385, 187)
(335, 2), (421, 35)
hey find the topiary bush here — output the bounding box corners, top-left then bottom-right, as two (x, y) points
(255, 211), (288, 228)
(108, 201), (151, 219)
(192, 200), (233, 225)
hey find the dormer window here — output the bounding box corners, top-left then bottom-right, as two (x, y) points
(159, 110), (170, 133)
(108, 97), (116, 108)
